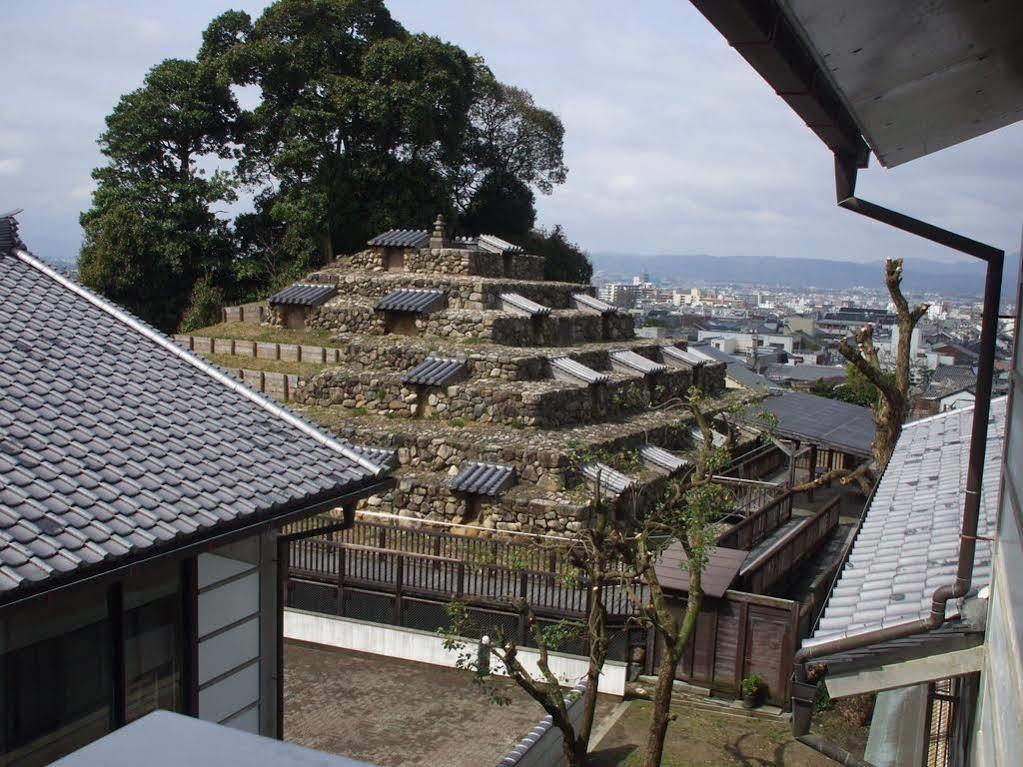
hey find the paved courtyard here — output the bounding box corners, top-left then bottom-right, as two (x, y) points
(284, 640), (617, 767)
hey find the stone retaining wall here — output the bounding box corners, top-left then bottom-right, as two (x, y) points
(344, 247), (545, 280)
(318, 273), (590, 311)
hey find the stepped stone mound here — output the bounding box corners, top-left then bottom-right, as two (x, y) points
(213, 214), (730, 533)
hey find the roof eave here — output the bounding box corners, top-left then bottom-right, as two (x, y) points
(689, 0), (869, 167)
(0, 475), (394, 612)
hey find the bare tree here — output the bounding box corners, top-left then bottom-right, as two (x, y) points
(796, 257), (928, 495)
(617, 390), (734, 767)
(443, 497), (618, 767)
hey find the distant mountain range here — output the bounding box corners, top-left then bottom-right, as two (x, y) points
(590, 252), (1020, 298)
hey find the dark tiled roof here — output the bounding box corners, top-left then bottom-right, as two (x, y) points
(500, 292), (551, 317)
(550, 357), (609, 385)
(349, 445), (398, 471)
(374, 288), (445, 314)
(922, 364), (978, 399)
(610, 349), (667, 375)
(401, 357), (466, 387)
(448, 462), (516, 496)
(764, 364), (846, 383)
(268, 283), (337, 307)
(0, 210), (22, 252)
(0, 247), (389, 602)
(367, 229), (429, 248)
(758, 391), (876, 457)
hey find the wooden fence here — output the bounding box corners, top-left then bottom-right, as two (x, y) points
(738, 497), (841, 594)
(722, 442), (787, 480)
(658, 590), (808, 706)
(715, 490), (794, 550)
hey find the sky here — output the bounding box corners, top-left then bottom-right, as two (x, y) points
(3, 0), (1022, 268)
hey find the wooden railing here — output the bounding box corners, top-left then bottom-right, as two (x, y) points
(722, 442), (787, 480)
(715, 490), (794, 550)
(287, 525), (635, 620)
(739, 497), (841, 594)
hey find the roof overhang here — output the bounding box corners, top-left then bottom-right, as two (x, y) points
(691, 0), (1023, 167)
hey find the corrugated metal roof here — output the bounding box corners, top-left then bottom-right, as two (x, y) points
(661, 346), (705, 367)
(477, 234), (524, 255)
(401, 357), (466, 387)
(0, 242), (389, 603)
(268, 283), (337, 307)
(550, 357), (609, 385)
(758, 391), (876, 457)
(571, 293), (616, 315)
(367, 229), (429, 248)
(374, 288), (445, 314)
(689, 426), (728, 449)
(610, 349), (667, 376)
(805, 398), (1006, 650)
(639, 445), (689, 475)
(500, 293), (551, 317)
(448, 462), (516, 496)
(580, 462), (634, 496)
(655, 543), (746, 598)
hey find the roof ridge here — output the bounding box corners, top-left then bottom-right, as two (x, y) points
(10, 247), (385, 476)
(903, 394), (1006, 430)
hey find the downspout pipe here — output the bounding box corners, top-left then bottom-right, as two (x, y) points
(790, 154), (1003, 756)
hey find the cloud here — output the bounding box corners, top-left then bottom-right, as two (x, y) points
(0, 159), (23, 176)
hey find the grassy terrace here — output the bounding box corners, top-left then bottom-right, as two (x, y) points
(204, 352), (330, 379)
(190, 321), (334, 345)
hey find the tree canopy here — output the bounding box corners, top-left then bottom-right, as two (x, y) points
(80, 0), (578, 330)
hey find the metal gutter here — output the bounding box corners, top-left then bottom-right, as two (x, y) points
(13, 247), (385, 477)
(788, 156), (1004, 759)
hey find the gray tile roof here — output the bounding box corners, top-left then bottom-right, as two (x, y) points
(267, 283), (337, 307)
(0, 210), (22, 252)
(610, 349), (667, 376)
(661, 346), (704, 368)
(0, 245), (389, 603)
(758, 391), (876, 457)
(687, 344), (774, 390)
(448, 462), (516, 496)
(804, 397), (1006, 650)
(550, 356), (609, 385)
(580, 462), (634, 496)
(500, 292), (551, 317)
(764, 364), (846, 383)
(571, 293), (616, 315)
(639, 445), (689, 475)
(374, 288), (445, 314)
(922, 364), (977, 399)
(401, 357), (466, 387)
(367, 229), (429, 248)
(477, 234), (524, 254)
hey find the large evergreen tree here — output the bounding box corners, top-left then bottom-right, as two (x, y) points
(79, 59), (239, 330)
(81, 0), (575, 327)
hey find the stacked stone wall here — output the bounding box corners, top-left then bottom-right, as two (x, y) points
(308, 301), (384, 335)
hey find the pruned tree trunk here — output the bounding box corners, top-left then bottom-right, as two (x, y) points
(795, 258), (927, 496)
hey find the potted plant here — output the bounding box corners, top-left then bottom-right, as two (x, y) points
(741, 674), (764, 709)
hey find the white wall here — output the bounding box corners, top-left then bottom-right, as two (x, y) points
(197, 539), (266, 735)
(284, 609), (627, 696)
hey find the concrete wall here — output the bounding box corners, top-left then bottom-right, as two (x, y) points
(497, 682), (588, 767)
(283, 609), (627, 696)
(198, 534), (277, 736)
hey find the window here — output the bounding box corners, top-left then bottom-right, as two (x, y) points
(0, 587), (111, 766)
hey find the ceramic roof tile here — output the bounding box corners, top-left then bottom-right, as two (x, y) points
(0, 230), (390, 602)
(804, 398), (1006, 649)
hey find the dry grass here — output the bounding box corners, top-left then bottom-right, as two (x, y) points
(204, 352), (330, 379)
(589, 701), (845, 767)
(189, 321), (335, 346)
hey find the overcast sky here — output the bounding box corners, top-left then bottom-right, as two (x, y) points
(4, 1), (1022, 267)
